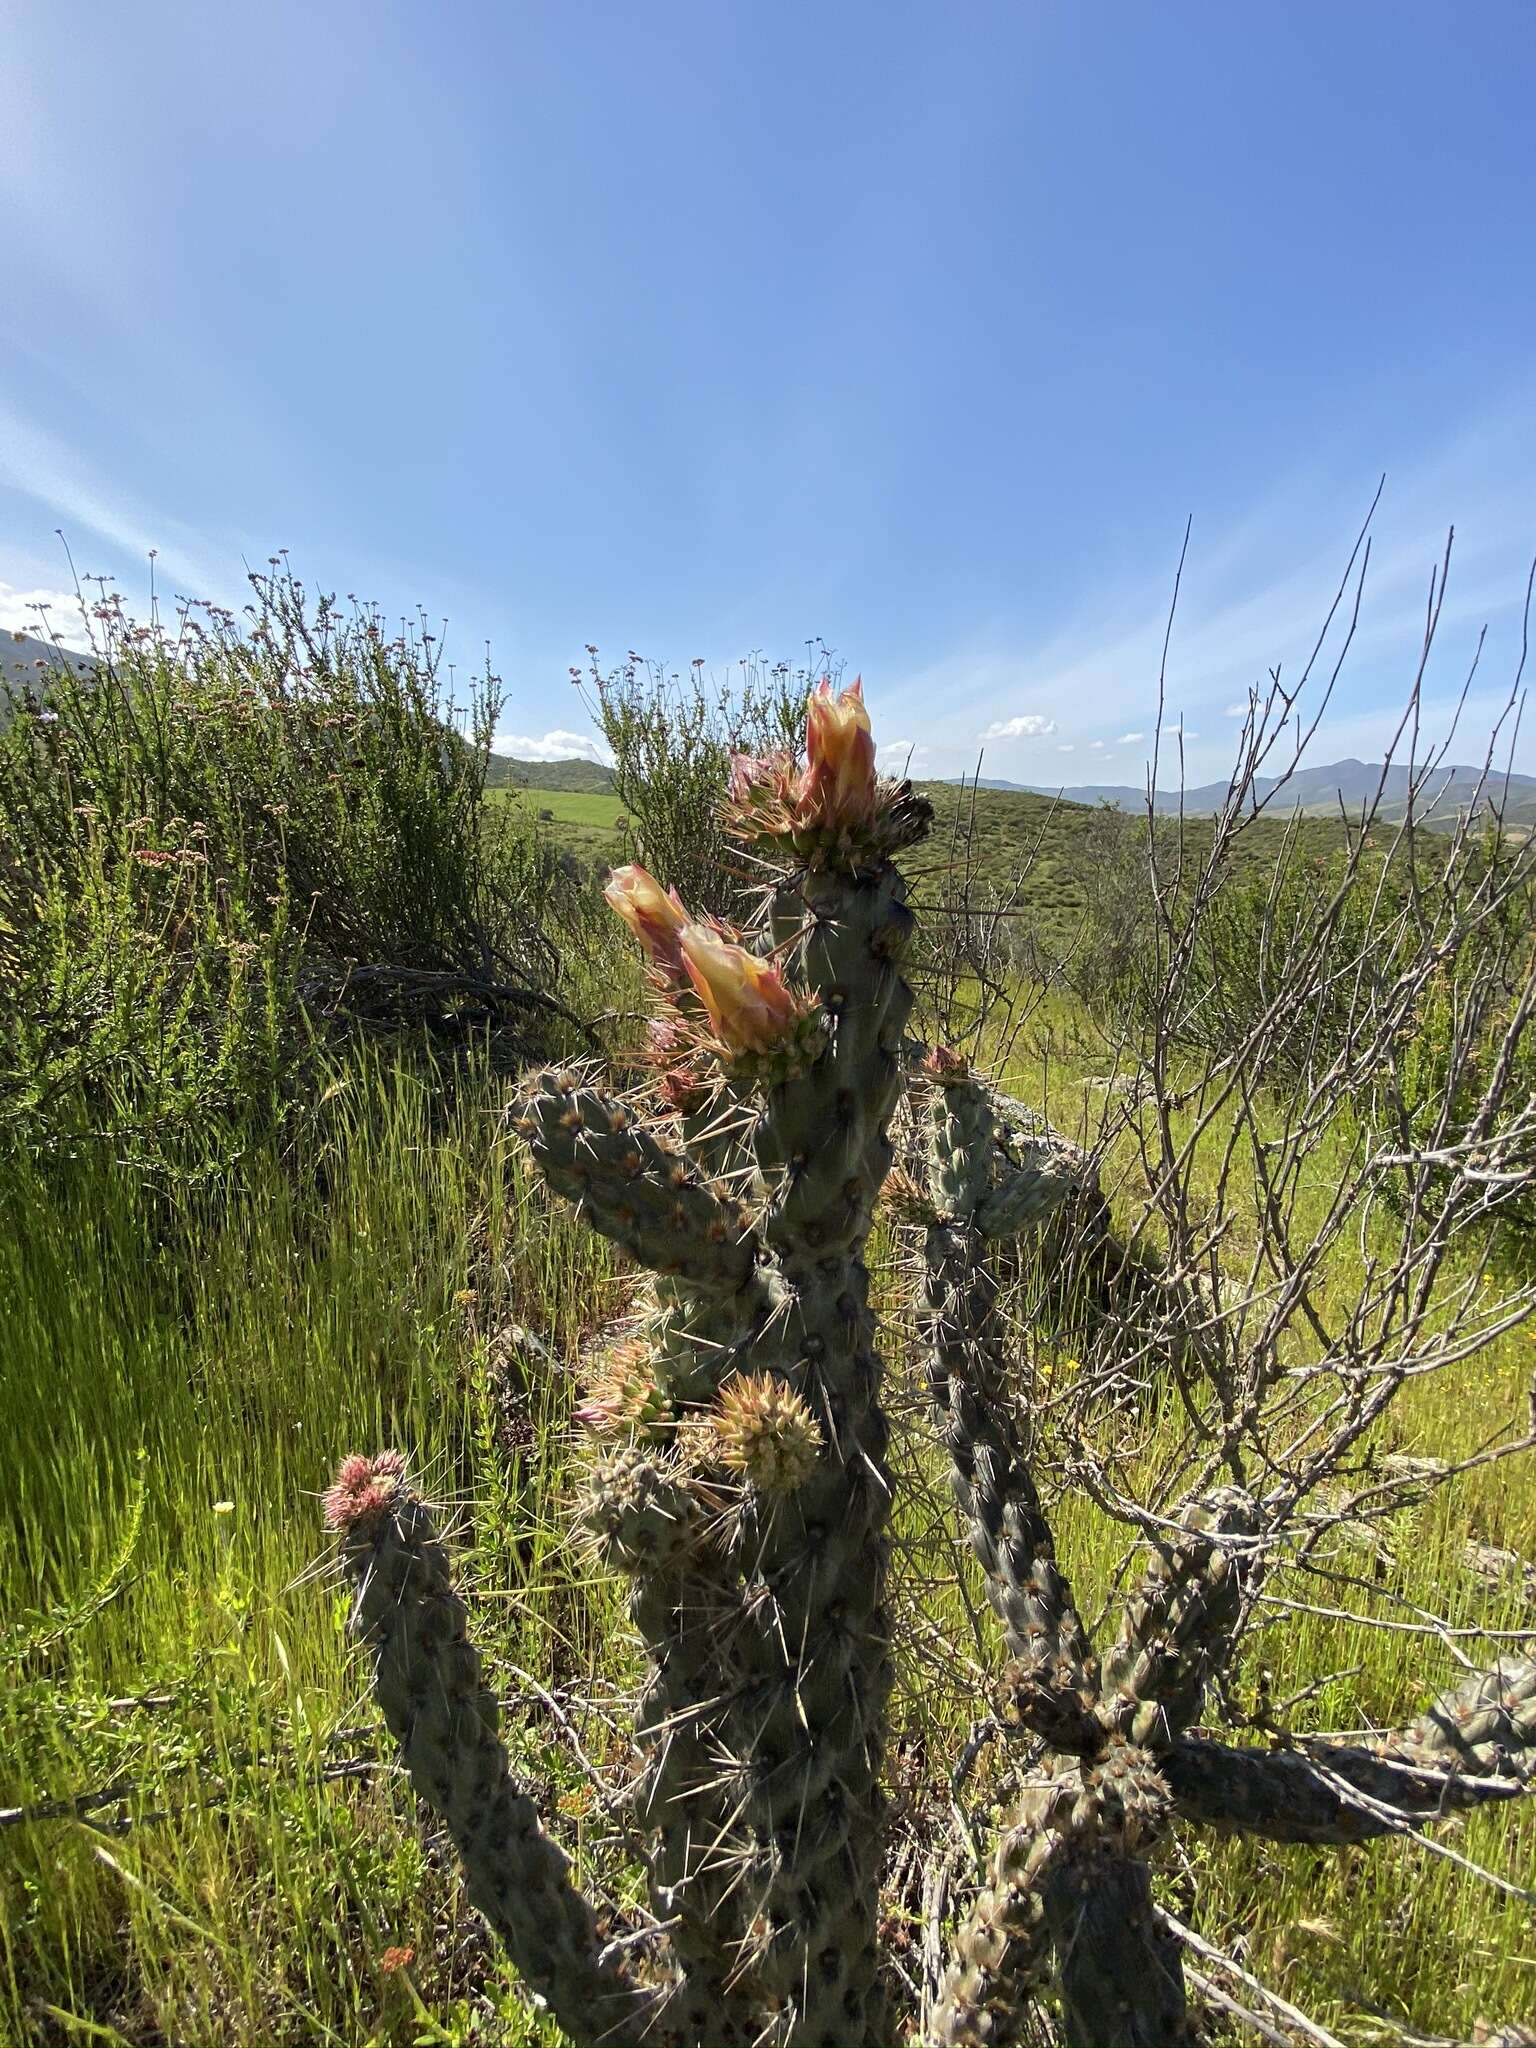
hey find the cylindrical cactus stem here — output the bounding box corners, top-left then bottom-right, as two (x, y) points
(928, 1770), (1077, 2048)
(923, 1214), (1098, 1737)
(915, 1060), (1097, 1737)
(713, 866), (918, 2047)
(575, 1437), (766, 2034)
(974, 1155), (1086, 1239)
(324, 1455), (658, 2048)
(932, 1743), (1183, 2048)
(1040, 1845), (1188, 2048)
(1164, 1655), (1536, 1844)
(1386, 1653), (1536, 1778)
(512, 1071), (764, 1294)
(628, 1575), (766, 2043)
(1098, 1488), (1260, 1749)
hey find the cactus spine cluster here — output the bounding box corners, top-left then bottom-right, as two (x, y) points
(323, 682), (1536, 2048)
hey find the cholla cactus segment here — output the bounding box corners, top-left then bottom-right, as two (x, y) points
(929, 1774), (1075, 2047)
(926, 1063), (996, 1220)
(327, 1459), (655, 2046)
(712, 1371), (822, 1495)
(578, 1443), (703, 1575)
(575, 1338), (670, 1439)
(946, 1744), (1187, 2048)
(1099, 1488), (1259, 1749)
(974, 1155), (1086, 1240)
(1079, 1738), (1173, 1850)
(1389, 1653), (1536, 1779)
(921, 1205), (1098, 1718)
(931, 1751), (1177, 2048)
(1163, 1659), (1536, 1845)
(512, 1071), (762, 1294)
(1041, 1846), (1188, 2048)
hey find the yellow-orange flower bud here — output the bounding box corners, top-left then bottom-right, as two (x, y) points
(678, 924), (800, 1054)
(800, 676), (876, 831)
(604, 864), (690, 976)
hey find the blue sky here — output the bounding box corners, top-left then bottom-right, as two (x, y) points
(3, 1), (1533, 783)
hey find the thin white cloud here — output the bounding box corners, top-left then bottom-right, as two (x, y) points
(1056, 742), (1075, 753)
(493, 727), (611, 765)
(0, 401), (233, 601)
(889, 390), (1536, 780)
(0, 580), (93, 650)
(1089, 738), (1106, 751)
(982, 713), (1057, 741)
(1117, 731), (1145, 745)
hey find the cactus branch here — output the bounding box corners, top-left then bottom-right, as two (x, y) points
(514, 1070), (762, 1290)
(1165, 1656), (1536, 1845)
(1098, 1489), (1261, 1749)
(917, 1066), (1098, 1744)
(327, 1459), (659, 2048)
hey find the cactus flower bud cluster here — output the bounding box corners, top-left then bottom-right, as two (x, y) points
(603, 864), (820, 1084)
(726, 673), (929, 866)
(711, 1372), (823, 1496)
(322, 1449), (407, 1530)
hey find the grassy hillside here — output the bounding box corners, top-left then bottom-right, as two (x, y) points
(483, 754), (615, 794)
(489, 783), (633, 866)
(484, 778), (1367, 939)
(912, 781), (1362, 953)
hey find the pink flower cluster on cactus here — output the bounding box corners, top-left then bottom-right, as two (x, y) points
(728, 677), (879, 841)
(604, 861), (806, 1065)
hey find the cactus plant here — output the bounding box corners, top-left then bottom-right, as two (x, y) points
(324, 680), (1536, 2048)
(915, 1057), (1536, 2048)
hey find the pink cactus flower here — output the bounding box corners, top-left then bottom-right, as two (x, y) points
(323, 1450), (407, 1530)
(603, 864), (691, 977)
(679, 924), (800, 1055)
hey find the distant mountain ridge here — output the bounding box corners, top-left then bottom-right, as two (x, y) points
(961, 758), (1536, 825)
(2, 628), (96, 695)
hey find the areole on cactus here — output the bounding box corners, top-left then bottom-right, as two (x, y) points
(324, 677), (1536, 2048)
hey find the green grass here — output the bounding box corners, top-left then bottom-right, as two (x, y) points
(488, 787), (632, 870)
(1, 1051), (625, 2046)
(3, 1021), (1533, 2045)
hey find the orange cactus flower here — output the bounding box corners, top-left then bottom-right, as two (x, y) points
(679, 924), (800, 1054)
(604, 864), (690, 976)
(800, 676), (876, 831)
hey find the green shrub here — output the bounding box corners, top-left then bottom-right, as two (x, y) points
(0, 569), (577, 1180)
(578, 647), (811, 915)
